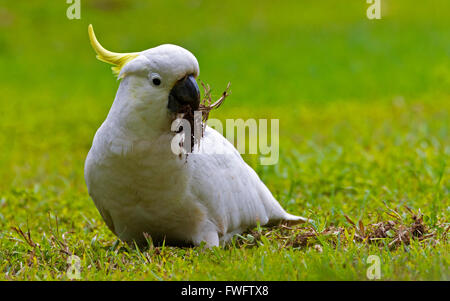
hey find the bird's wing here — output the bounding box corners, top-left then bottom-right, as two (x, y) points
(187, 126), (302, 238)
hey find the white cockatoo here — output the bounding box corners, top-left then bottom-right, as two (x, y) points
(84, 25), (307, 247)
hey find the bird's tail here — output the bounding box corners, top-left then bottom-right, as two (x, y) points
(260, 183), (313, 226)
(282, 213), (313, 226)
(266, 205), (313, 226)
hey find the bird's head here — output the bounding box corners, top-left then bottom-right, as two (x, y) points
(88, 25), (200, 137)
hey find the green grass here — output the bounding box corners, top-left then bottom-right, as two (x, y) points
(0, 0), (448, 280)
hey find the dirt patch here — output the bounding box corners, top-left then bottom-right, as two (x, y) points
(235, 206), (448, 250)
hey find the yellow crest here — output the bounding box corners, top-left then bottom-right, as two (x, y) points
(88, 24), (139, 76)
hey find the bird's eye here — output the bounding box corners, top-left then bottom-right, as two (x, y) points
(152, 78), (161, 86)
(150, 73), (162, 86)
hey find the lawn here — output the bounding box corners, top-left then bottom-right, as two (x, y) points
(0, 0), (448, 280)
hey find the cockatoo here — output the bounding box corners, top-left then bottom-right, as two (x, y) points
(84, 25), (308, 247)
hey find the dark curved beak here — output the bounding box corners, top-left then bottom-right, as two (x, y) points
(168, 74), (200, 113)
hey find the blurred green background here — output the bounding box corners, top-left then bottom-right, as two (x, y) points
(0, 0), (448, 280)
(0, 0), (448, 187)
